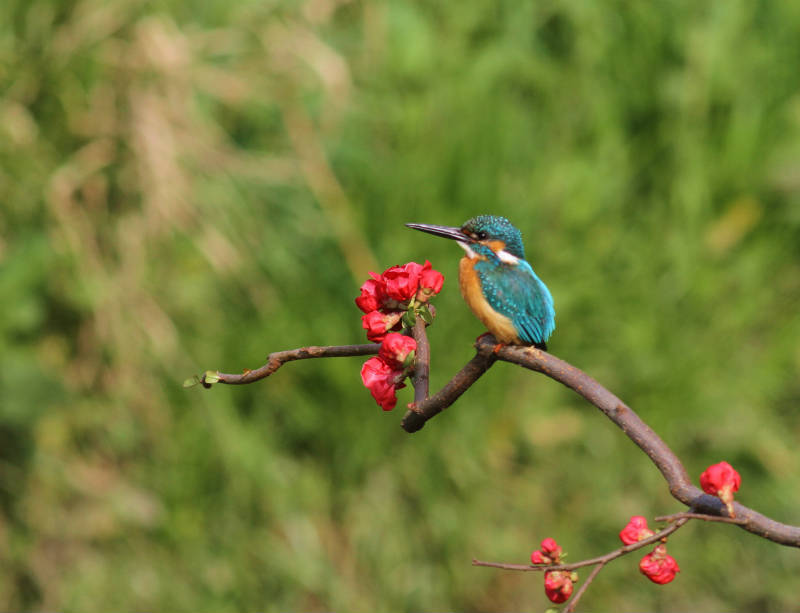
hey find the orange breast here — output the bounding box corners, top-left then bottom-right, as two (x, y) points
(458, 257), (520, 343)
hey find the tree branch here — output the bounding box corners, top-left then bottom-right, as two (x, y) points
(564, 561), (607, 613)
(203, 343), (379, 386)
(473, 517), (688, 573)
(410, 318), (430, 406)
(469, 335), (800, 547)
(400, 351), (497, 433)
(194, 334), (800, 547)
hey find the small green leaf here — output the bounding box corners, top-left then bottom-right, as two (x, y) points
(183, 376), (200, 388)
(419, 305), (433, 325)
(204, 371), (220, 384)
(403, 350), (416, 369)
(402, 309), (417, 328)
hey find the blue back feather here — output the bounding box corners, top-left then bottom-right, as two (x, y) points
(473, 257), (555, 344)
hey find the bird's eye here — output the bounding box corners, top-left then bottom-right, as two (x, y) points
(477, 231), (488, 240)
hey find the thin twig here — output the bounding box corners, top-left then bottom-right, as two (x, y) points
(206, 343), (379, 385)
(564, 561), (607, 613)
(472, 518), (688, 573)
(655, 511), (748, 525)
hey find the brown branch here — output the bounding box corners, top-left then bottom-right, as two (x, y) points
(564, 561), (607, 613)
(472, 517), (688, 573)
(410, 318), (430, 406)
(655, 511), (748, 525)
(400, 351), (497, 432)
(204, 343), (379, 386)
(195, 333), (800, 547)
(466, 335), (800, 548)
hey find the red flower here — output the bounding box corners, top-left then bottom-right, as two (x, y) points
(530, 550), (547, 564)
(382, 262), (424, 301)
(360, 356), (405, 411)
(639, 544), (680, 585)
(378, 333), (417, 368)
(544, 570), (574, 604)
(355, 276), (386, 313)
(700, 461), (741, 516)
(361, 311), (402, 343)
(530, 537), (562, 565)
(540, 537), (561, 555)
(619, 515), (655, 545)
(417, 260), (445, 301)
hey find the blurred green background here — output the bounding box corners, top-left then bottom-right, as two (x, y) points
(2, 0), (800, 610)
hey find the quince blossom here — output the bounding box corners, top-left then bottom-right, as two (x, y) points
(639, 544), (680, 585)
(700, 461), (741, 517)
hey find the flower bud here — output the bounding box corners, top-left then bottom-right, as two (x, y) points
(379, 333), (417, 369)
(355, 277), (386, 313)
(416, 260), (445, 302)
(530, 550), (548, 565)
(360, 356), (406, 411)
(544, 570), (574, 604)
(639, 545), (680, 585)
(700, 461), (741, 517)
(361, 311), (403, 343)
(540, 537), (561, 555)
(619, 515), (655, 545)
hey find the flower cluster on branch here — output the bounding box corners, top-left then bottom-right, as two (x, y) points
(355, 261), (443, 410)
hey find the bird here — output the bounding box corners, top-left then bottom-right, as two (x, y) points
(406, 215), (555, 350)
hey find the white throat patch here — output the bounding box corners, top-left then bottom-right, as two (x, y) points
(496, 249), (520, 265)
(457, 242), (478, 259)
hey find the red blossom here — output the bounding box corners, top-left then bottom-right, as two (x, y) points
(382, 262), (424, 301)
(360, 356), (405, 411)
(361, 311), (402, 343)
(700, 461), (741, 516)
(639, 544), (680, 585)
(355, 277), (386, 313)
(530, 550), (547, 564)
(544, 570), (574, 604)
(530, 537), (562, 565)
(619, 515), (655, 545)
(416, 260), (445, 301)
(540, 537), (561, 555)
(378, 333), (416, 368)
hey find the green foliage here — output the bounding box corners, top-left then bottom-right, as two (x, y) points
(1, 0), (800, 610)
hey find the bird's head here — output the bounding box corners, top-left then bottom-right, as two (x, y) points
(406, 215), (526, 263)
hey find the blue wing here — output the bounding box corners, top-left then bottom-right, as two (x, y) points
(475, 259), (555, 345)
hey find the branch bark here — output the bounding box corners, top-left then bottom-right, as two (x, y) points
(195, 334), (800, 547)
(205, 343), (379, 386)
(471, 336), (800, 547)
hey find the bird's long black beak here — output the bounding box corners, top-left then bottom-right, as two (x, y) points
(405, 223), (473, 243)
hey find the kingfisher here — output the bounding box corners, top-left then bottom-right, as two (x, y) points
(406, 215), (555, 350)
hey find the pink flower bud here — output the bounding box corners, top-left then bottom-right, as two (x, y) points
(544, 570), (574, 603)
(700, 461), (741, 517)
(530, 550), (547, 564)
(379, 333), (417, 368)
(540, 537), (562, 559)
(619, 515), (655, 545)
(360, 356), (405, 411)
(639, 544), (680, 585)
